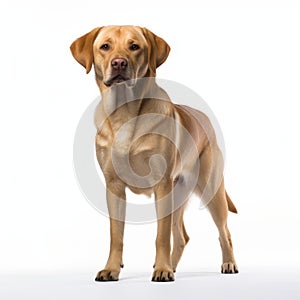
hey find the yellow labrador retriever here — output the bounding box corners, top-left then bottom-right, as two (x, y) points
(70, 25), (238, 282)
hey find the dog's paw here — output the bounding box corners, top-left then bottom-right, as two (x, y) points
(152, 268), (175, 282)
(221, 262), (239, 274)
(95, 269), (120, 281)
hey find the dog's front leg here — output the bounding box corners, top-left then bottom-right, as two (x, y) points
(95, 184), (126, 281)
(152, 179), (175, 282)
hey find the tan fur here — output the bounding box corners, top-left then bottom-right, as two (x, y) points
(226, 191), (238, 213)
(70, 25), (238, 282)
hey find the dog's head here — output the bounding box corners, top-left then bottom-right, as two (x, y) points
(70, 26), (170, 90)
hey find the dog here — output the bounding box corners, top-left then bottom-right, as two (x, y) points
(70, 25), (238, 282)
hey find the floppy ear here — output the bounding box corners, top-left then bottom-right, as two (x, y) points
(141, 28), (170, 75)
(70, 27), (102, 74)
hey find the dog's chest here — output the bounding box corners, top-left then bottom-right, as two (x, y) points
(97, 116), (176, 185)
(99, 109), (176, 152)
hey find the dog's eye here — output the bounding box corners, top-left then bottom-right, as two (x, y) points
(129, 44), (140, 51)
(100, 44), (110, 50)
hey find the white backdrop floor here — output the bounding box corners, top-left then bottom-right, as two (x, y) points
(1, 267), (300, 300)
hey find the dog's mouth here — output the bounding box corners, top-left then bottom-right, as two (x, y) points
(104, 74), (132, 87)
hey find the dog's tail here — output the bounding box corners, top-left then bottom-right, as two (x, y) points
(226, 191), (238, 214)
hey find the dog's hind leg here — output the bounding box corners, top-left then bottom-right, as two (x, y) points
(207, 182), (238, 273)
(196, 145), (238, 274)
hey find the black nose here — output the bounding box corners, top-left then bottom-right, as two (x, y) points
(111, 58), (128, 70)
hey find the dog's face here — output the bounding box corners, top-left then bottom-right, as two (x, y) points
(93, 26), (149, 87)
(70, 26), (170, 91)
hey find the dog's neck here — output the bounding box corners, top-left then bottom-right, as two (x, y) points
(94, 77), (176, 157)
(98, 77), (171, 120)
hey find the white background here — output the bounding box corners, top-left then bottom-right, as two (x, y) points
(1, 0), (300, 298)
